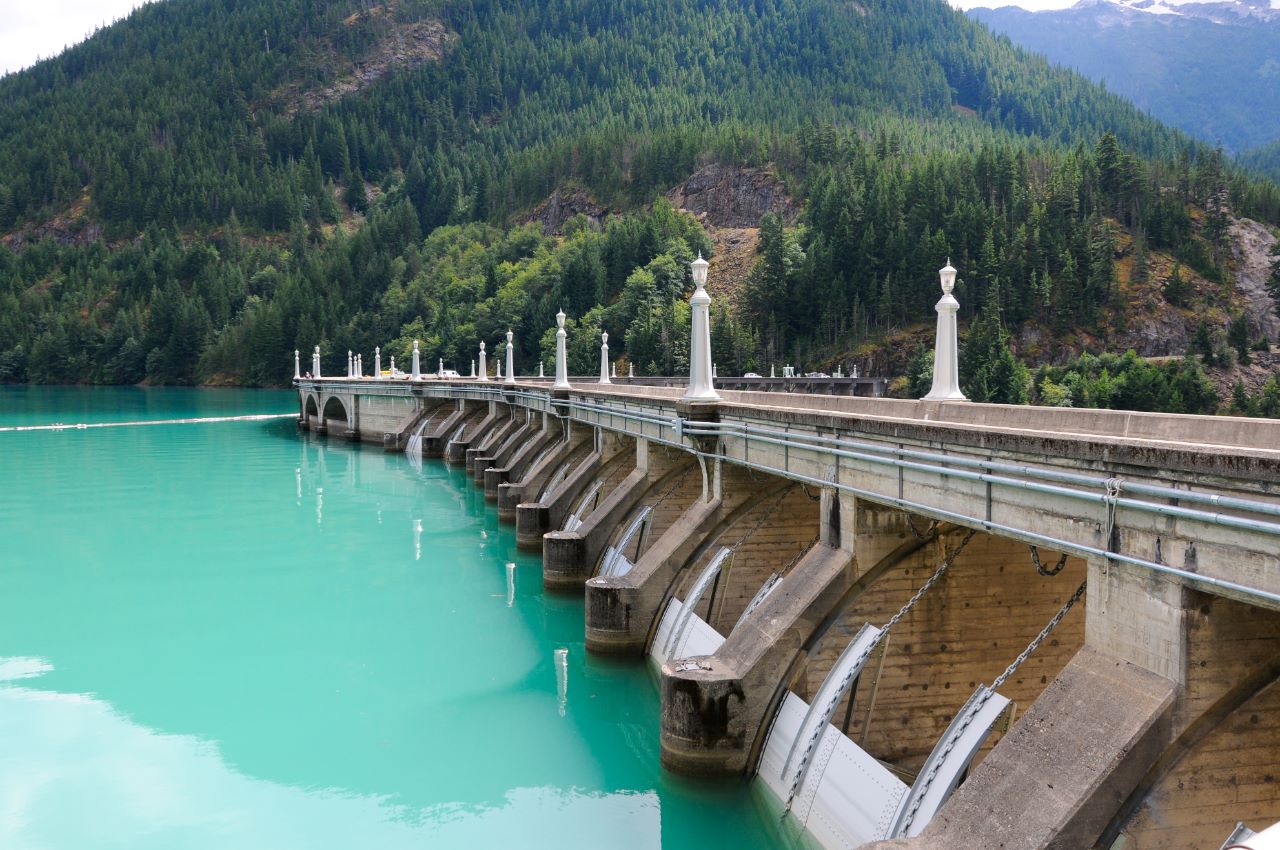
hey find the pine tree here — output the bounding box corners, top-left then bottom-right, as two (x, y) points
(1228, 314), (1252, 365)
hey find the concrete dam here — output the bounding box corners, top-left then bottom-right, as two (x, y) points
(293, 266), (1280, 850)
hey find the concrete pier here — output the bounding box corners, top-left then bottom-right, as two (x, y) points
(543, 441), (696, 593)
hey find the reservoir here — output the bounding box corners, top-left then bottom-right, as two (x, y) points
(0, 386), (795, 850)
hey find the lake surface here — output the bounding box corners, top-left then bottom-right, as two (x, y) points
(0, 386), (798, 850)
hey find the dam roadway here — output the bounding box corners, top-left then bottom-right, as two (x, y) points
(295, 373), (1280, 850)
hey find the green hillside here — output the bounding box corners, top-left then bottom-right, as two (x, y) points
(0, 0), (1277, 395)
(1240, 141), (1280, 186)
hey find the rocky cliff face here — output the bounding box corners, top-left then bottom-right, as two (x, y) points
(665, 164), (797, 228)
(522, 187), (612, 234)
(1231, 218), (1280, 342)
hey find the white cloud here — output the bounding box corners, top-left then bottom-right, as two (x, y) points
(0, 0), (149, 76)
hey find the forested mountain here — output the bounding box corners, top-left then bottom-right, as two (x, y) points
(1240, 141), (1280, 185)
(970, 0), (1280, 154)
(1, 0), (1278, 412)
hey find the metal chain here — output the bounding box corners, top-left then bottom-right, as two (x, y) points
(881, 530), (976, 636)
(781, 529), (977, 817)
(898, 577), (1087, 833)
(991, 579), (1087, 691)
(1030, 545), (1068, 576)
(896, 686), (995, 834)
(732, 488), (794, 553)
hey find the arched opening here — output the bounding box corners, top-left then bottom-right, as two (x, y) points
(322, 396), (348, 429)
(305, 395), (319, 422)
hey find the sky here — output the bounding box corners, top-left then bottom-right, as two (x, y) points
(0, 0), (147, 76)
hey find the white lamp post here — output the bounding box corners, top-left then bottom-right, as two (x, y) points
(390, 355), (396, 376)
(347, 350), (353, 378)
(599, 332), (611, 385)
(683, 253), (719, 401)
(478, 341), (489, 382)
(411, 341), (421, 381)
(293, 349), (300, 380)
(505, 330), (516, 386)
(313, 345), (321, 378)
(539, 361), (545, 379)
(438, 357), (444, 378)
(554, 310), (571, 390)
(471, 360), (476, 379)
(375, 346), (382, 380)
(923, 260), (968, 402)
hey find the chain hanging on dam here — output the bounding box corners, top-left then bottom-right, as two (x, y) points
(1029, 545), (1069, 577)
(894, 577), (1089, 835)
(782, 528), (978, 817)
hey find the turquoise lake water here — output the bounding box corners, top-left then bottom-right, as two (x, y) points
(0, 386), (798, 850)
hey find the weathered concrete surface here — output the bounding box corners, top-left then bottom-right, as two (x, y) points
(543, 443), (695, 593)
(804, 532), (1088, 775)
(445, 403), (499, 465)
(515, 430), (630, 551)
(499, 426), (587, 523)
(1103, 596), (1280, 850)
(466, 414), (517, 475)
(660, 542), (855, 776)
(420, 402), (477, 458)
(470, 417), (527, 482)
(485, 421), (556, 501)
(382, 401), (434, 451)
(584, 466), (774, 654)
(865, 648), (1175, 850)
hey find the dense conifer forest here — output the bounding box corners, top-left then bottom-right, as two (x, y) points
(1, 0), (1278, 414)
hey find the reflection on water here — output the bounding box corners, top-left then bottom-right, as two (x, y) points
(0, 660), (660, 850)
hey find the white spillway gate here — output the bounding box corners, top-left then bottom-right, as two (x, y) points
(405, 416), (432, 458)
(649, 547), (734, 666)
(563, 479), (603, 532)
(754, 529), (1021, 849)
(758, 635), (1010, 848)
(598, 506), (654, 579)
(444, 423), (466, 453)
(539, 458), (574, 501)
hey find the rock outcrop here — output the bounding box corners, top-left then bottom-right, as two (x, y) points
(665, 164), (797, 228)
